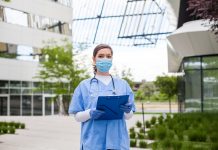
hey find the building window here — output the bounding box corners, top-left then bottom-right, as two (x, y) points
(10, 95), (21, 115)
(1, 7), (72, 35)
(179, 55), (218, 112)
(33, 95), (42, 115)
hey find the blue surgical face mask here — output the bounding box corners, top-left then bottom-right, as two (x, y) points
(96, 58), (112, 73)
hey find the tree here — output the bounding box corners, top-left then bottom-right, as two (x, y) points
(36, 40), (88, 115)
(135, 81), (156, 101)
(187, 0), (218, 35)
(121, 68), (134, 89)
(154, 75), (178, 113)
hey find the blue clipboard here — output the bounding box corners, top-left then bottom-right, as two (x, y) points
(96, 95), (129, 120)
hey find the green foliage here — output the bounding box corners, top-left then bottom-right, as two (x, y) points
(145, 120), (151, 128)
(137, 133), (145, 139)
(135, 81), (156, 100)
(121, 68), (134, 89)
(14, 122), (20, 129)
(188, 130), (207, 142)
(139, 140), (147, 148)
(130, 113), (218, 149)
(139, 128), (145, 134)
(147, 129), (155, 140)
(130, 139), (137, 147)
(211, 143), (218, 150)
(129, 127), (135, 133)
(20, 123), (25, 129)
(1, 0), (11, 2)
(8, 127), (15, 134)
(150, 116), (156, 125)
(0, 121), (25, 135)
(130, 132), (136, 139)
(36, 40), (89, 114)
(0, 53), (17, 58)
(158, 115), (163, 124)
(156, 126), (167, 140)
(136, 121), (142, 128)
(2, 126), (8, 134)
(135, 90), (144, 100)
(154, 75), (178, 100)
(150, 92), (170, 101)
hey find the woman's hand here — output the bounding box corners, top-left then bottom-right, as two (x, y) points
(120, 103), (133, 113)
(89, 109), (105, 119)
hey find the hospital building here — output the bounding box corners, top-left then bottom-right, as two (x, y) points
(0, 0), (72, 116)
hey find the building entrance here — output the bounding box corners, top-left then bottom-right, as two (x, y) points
(0, 96), (8, 115)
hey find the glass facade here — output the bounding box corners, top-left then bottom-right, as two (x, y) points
(0, 96), (7, 115)
(178, 55), (218, 112)
(0, 80), (64, 116)
(0, 6), (72, 36)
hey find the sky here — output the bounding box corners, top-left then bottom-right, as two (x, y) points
(76, 42), (168, 82)
(4, 1), (171, 82)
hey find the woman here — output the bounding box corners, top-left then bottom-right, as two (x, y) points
(68, 44), (135, 150)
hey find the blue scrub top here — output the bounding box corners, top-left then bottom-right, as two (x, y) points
(68, 76), (135, 150)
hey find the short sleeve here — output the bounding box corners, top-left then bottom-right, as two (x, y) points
(125, 81), (136, 112)
(68, 84), (84, 114)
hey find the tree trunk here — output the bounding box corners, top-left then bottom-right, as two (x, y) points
(169, 98), (172, 113)
(58, 95), (66, 115)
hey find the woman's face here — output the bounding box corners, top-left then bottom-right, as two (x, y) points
(93, 48), (112, 63)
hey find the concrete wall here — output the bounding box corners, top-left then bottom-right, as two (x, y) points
(0, 21), (71, 48)
(0, 0), (72, 22)
(0, 58), (40, 81)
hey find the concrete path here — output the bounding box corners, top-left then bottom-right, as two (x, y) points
(0, 114), (157, 150)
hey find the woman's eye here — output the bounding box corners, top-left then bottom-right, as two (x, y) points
(107, 56), (112, 59)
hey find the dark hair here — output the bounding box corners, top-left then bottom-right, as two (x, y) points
(93, 44), (113, 73)
(93, 44), (113, 57)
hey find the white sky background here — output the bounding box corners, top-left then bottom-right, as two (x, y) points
(4, 0), (174, 81)
(72, 0), (177, 82)
(75, 42), (168, 82)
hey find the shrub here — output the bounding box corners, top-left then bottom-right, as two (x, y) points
(8, 127), (15, 134)
(129, 127), (134, 133)
(152, 142), (158, 150)
(177, 132), (183, 141)
(182, 142), (193, 150)
(137, 133), (145, 139)
(14, 122), (20, 129)
(130, 139), (137, 147)
(147, 129), (155, 140)
(158, 115), (163, 124)
(2, 127), (8, 134)
(211, 143), (218, 150)
(130, 132), (136, 139)
(210, 133), (218, 143)
(20, 123), (25, 129)
(171, 140), (182, 150)
(9, 121), (15, 127)
(1, 122), (8, 127)
(139, 128), (145, 134)
(167, 130), (175, 139)
(150, 116), (157, 125)
(145, 121), (151, 128)
(161, 138), (172, 148)
(167, 120), (174, 130)
(139, 140), (147, 148)
(136, 121), (142, 128)
(188, 130), (207, 142)
(156, 126), (167, 140)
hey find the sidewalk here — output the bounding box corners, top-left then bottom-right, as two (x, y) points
(0, 115), (157, 150)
